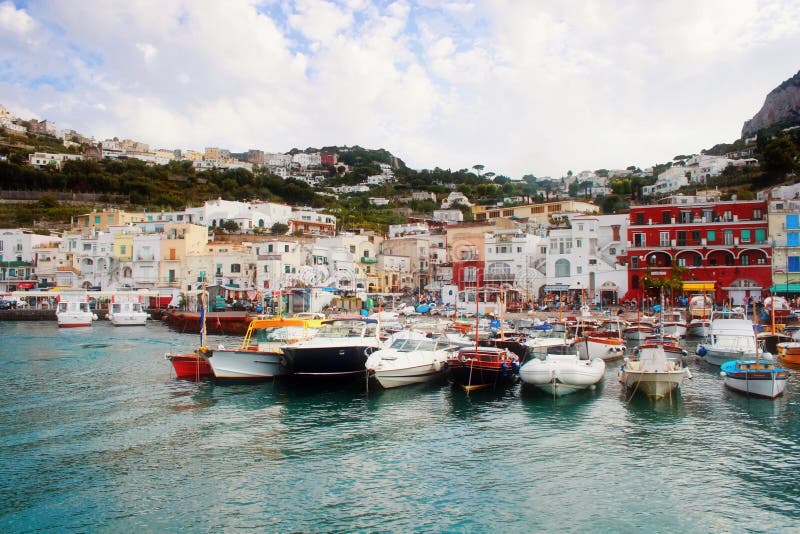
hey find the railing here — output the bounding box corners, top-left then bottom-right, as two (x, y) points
(360, 258), (377, 264)
(484, 272), (516, 281)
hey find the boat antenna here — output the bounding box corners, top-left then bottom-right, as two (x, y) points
(200, 283), (208, 350)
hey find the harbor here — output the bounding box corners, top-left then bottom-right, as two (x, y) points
(1, 319), (799, 531)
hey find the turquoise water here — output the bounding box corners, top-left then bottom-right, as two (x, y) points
(1, 321), (799, 532)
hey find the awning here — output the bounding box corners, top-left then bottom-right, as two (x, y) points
(16, 281), (36, 289)
(770, 284), (800, 293)
(682, 281), (716, 291)
(543, 284), (570, 292)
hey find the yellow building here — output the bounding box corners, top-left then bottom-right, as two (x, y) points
(472, 200), (598, 223)
(159, 224), (209, 287)
(204, 147), (221, 160)
(74, 209), (147, 232)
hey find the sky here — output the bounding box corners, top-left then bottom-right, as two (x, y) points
(1, 0), (799, 179)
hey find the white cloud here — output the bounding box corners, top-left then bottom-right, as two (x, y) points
(1, 0), (799, 178)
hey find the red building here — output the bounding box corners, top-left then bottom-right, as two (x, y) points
(320, 152), (337, 166)
(625, 198), (771, 305)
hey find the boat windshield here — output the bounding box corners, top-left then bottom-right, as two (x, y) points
(317, 320), (376, 338)
(389, 338), (439, 352)
(255, 326), (308, 343)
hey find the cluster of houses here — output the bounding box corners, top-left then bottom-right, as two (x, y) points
(3, 184), (800, 311)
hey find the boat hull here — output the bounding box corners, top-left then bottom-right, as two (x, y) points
(572, 337), (626, 361)
(166, 352), (212, 380)
(372, 364), (445, 388)
(620, 370), (685, 399)
(720, 360), (790, 399)
(57, 312), (94, 328)
(208, 349), (287, 380)
(662, 322), (687, 338)
(447, 361), (516, 391)
(777, 343), (800, 366)
(164, 310), (254, 336)
(281, 345), (375, 377)
(110, 313), (148, 326)
(519, 356), (605, 396)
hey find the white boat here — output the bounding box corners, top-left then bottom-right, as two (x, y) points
(208, 317), (318, 380)
(619, 344), (690, 399)
(571, 319), (627, 361)
(686, 318), (710, 338)
(108, 295), (148, 326)
(720, 360), (790, 399)
(688, 294), (713, 318)
(524, 328), (573, 359)
(365, 331), (452, 388)
(519, 350), (605, 396)
(661, 310), (687, 338)
(696, 311), (768, 366)
(56, 290), (96, 328)
(623, 321), (655, 342)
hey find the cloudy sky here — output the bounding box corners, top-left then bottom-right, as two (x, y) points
(1, 0), (799, 178)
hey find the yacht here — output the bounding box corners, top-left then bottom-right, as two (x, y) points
(696, 311), (767, 366)
(108, 295), (148, 326)
(280, 318), (383, 378)
(365, 331), (452, 388)
(56, 290), (96, 328)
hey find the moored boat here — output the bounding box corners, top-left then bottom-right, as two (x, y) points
(165, 350), (213, 380)
(366, 331), (452, 388)
(661, 309), (687, 338)
(447, 346), (519, 392)
(280, 317), (383, 379)
(163, 309), (255, 336)
(686, 318), (710, 338)
(206, 317), (319, 380)
(108, 294), (148, 326)
(696, 311), (767, 366)
(777, 342), (800, 366)
(519, 350), (605, 397)
(720, 360), (790, 399)
(56, 290), (96, 328)
(619, 344), (690, 399)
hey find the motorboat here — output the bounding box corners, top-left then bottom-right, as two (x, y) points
(447, 346), (519, 392)
(686, 318), (711, 338)
(619, 344), (690, 399)
(365, 331), (452, 388)
(636, 336), (688, 367)
(571, 319), (627, 361)
(623, 321), (655, 342)
(519, 349), (605, 397)
(661, 309), (687, 338)
(763, 296), (792, 321)
(688, 294), (713, 319)
(696, 311), (768, 366)
(206, 317), (319, 380)
(56, 290), (96, 328)
(524, 329), (573, 361)
(776, 342), (800, 366)
(108, 294), (148, 326)
(280, 317), (383, 378)
(720, 360), (790, 399)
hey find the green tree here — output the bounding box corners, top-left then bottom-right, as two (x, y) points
(270, 222), (289, 235)
(762, 138), (798, 177)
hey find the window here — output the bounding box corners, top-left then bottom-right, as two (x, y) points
(659, 232), (669, 247)
(284, 265), (291, 273)
(610, 247), (616, 255)
(554, 259), (570, 277)
(633, 233), (645, 247)
(680, 211), (691, 223)
(662, 212), (671, 224)
(694, 255), (701, 267)
(753, 209), (762, 219)
(576, 239), (582, 248)
(741, 255), (750, 266)
(787, 214), (799, 230)
(464, 267), (477, 282)
(631, 257), (639, 268)
(740, 230), (751, 243)
(350, 245), (356, 253)
(788, 232), (800, 247)
(677, 258), (686, 267)
(94, 216), (101, 224)
(724, 230), (733, 245)
(578, 224), (584, 231)
(677, 231), (686, 246)
(120, 245), (126, 254)
(285, 245), (289, 252)
(755, 228), (766, 243)
(789, 256), (800, 272)
(517, 247), (522, 253)
(231, 264), (241, 273)
(83, 243), (91, 251)
(635, 213), (645, 225)
(268, 244), (273, 253)
(577, 266), (583, 274)
(692, 231), (701, 243)
(707, 230), (715, 243)
(363, 250), (370, 258)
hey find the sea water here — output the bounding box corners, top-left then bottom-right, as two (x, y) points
(1, 321), (799, 532)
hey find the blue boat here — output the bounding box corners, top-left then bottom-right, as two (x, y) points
(720, 360), (790, 399)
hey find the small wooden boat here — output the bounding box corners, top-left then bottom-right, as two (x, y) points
(447, 346), (519, 392)
(165, 350), (213, 380)
(720, 360), (790, 399)
(619, 344), (690, 399)
(777, 342), (800, 366)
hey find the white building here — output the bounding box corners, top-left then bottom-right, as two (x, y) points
(432, 209), (464, 223)
(484, 229), (544, 294)
(643, 166), (690, 197)
(292, 152), (322, 168)
(544, 214), (628, 304)
(28, 152), (84, 169)
(441, 191), (473, 209)
(0, 230), (61, 290)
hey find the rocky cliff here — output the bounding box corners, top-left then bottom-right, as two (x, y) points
(742, 70), (800, 138)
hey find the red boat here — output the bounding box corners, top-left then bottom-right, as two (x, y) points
(163, 310), (255, 336)
(165, 349), (213, 380)
(447, 346), (519, 392)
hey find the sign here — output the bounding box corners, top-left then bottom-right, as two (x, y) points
(543, 284), (570, 292)
(650, 271), (667, 276)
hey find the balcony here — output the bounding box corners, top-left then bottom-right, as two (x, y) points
(484, 272), (516, 282)
(360, 257), (377, 264)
